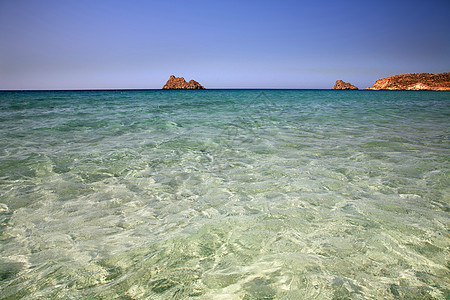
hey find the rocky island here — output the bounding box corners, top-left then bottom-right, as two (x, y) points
(162, 75), (205, 89)
(332, 80), (358, 90)
(366, 72), (450, 91)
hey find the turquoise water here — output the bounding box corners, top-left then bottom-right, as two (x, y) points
(0, 90), (449, 299)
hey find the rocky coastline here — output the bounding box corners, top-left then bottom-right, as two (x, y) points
(366, 72), (450, 91)
(161, 73), (450, 91)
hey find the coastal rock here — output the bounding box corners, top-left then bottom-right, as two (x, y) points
(366, 72), (450, 91)
(332, 80), (358, 90)
(162, 75), (205, 89)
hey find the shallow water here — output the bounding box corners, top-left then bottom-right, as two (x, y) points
(0, 90), (449, 299)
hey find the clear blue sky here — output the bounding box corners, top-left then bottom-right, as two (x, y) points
(1, 0), (449, 89)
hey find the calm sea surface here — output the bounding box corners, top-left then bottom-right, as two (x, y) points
(0, 90), (449, 299)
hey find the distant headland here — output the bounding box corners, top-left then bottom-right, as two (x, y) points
(162, 75), (205, 89)
(365, 72), (450, 91)
(332, 72), (449, 91)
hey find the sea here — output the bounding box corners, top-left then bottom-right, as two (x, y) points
(0, 89), (448, 299)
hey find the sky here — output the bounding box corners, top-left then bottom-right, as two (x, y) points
(0, 0), (449, 89)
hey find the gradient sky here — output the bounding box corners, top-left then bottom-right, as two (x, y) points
(1, 0), (449, 89)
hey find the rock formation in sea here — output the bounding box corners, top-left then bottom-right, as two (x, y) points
(332, 80), (358, 90)
(366, 72), (450, 91)
(162, 75), (205, 89)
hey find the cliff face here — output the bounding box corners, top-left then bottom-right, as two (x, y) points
(162, 75), (205, 89)
(367, 72), (450, 91)
(333, 80), (358, 90)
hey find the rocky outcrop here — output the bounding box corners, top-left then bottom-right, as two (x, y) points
(333, 80), (358, 90)
(162, 75), (205, 89)
(367, 72), (450, 91)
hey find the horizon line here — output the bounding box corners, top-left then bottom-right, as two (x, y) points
(1, 88), (448, 92)
(0, 88), (340, 92)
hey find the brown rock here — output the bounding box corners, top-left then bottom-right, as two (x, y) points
(332, 80), (358, 90)
(367, 72), (450, 91)
(162, 75), (205, 89)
